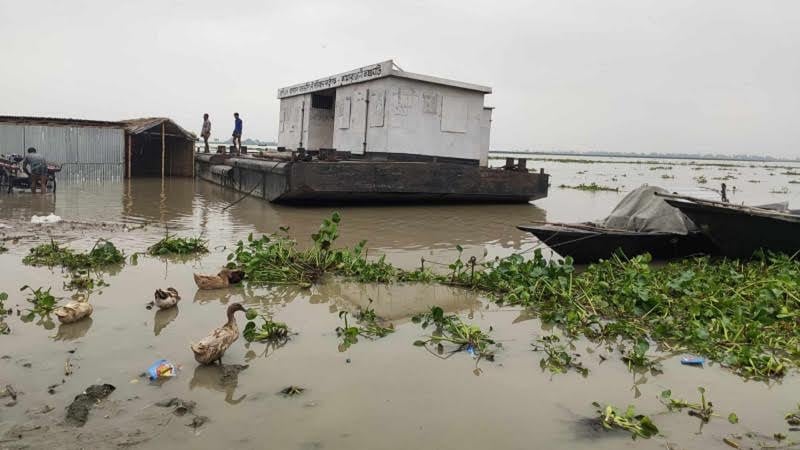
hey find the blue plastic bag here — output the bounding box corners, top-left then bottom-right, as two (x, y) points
(147, 359), (177, 380)
(680, 356), (705, 366)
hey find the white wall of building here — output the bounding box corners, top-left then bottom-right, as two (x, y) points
(279, 76), (490, 164)
(277, 94), (309, 149)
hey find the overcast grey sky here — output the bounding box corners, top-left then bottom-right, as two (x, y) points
(1, 0), (798, 157)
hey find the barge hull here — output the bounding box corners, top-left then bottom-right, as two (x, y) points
(195, 154), (549, 205)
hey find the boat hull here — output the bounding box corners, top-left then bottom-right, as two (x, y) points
(517, 224), (715, 264)
(665, 199), (800, 258)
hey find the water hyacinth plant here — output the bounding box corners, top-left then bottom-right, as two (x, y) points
(242, 308), (290, 343)
(227, 213), (397, 287)
(531, 334), (589, 376)
(593, 402), (659, 439)
(23, 239), (124, 270)
(335, 310), (394, 351)
(147, 233), (209, 256)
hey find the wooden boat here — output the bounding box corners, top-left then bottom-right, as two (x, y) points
(517, 185), (718, 263)
(517, 222), (715, 264)
(660, 193), (800, 258)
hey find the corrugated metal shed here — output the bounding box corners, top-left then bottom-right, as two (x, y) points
(0, 118), (125, 182)
(0, 116), (195, 182)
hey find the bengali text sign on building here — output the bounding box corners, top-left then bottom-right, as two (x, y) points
(277, 61), (393, 98)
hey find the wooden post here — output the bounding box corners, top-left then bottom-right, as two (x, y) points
(126, 134), (132, 179)
(161, 122), (165, 178)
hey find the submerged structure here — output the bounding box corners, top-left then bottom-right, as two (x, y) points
(0, 116), (195, 181)
(196, 60), (549, 203)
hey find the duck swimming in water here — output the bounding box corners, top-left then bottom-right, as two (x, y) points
(193, 268), (245, 290)
(153, 287), (180, 310)
(191, 303), (246, 365)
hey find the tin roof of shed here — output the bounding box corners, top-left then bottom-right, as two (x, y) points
(0, 115), (195, 139)
(277, 60), (492, 99)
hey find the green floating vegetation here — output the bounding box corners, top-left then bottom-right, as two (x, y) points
(771, 187), (790, 194)
(147, 233), (209, 256)
(63, 270), (108, 292)
(23, 239), (124, 271)
(227, 213), (397, 286)
(243, 308), (289, 343)
(412, 306), (496, 362)
(660, 387), (714, 422)
(593, 402), (659, 439)
(531, 334), (588, 376)
(781, 171), (800, 176)
(649, 166), (673, 170)
(660, 174), (675, 179)
(621, 338), (662, 374)
(785, 404), (800, 426)
(336, 307), (394, 351)
(789, 180), (800, 184)
(445, 251), (800, 380)
(712, 175), (736, 181)
(694, 175), (708, 184)
(230, 214), (800, 380)
(20, 285), (57, 323)
(558, 183), (619, 192)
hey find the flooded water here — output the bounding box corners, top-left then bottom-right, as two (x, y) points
(2, 157), (800, 450)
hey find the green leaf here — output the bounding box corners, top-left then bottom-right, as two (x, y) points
(245, 309), (258, 320)
(413, 340), (427, 347)
(727, 412), (738, 424)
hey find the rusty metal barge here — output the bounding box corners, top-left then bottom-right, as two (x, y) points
(195, 60), (549, 204)
(195, 152), (549, 204)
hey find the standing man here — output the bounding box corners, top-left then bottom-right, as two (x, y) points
(201, 113), (211, 153)
(232, 112), (243, 153)
(22, 147), (48, 194)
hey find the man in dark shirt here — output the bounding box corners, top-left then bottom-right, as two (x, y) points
(22, 147), (48, 194)
(232, 112), (242, 153)
(201, 113), (211, 153)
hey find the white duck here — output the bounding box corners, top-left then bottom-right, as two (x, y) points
(153, 288), (180, 310)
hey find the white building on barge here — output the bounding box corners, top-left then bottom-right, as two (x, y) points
(277, 60), (493, 166)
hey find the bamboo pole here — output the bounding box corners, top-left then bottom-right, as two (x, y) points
(161, 122), (165, 178)
(126, 134), (131, 179)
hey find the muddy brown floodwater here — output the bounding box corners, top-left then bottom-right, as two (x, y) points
(2, 157), (800, 450)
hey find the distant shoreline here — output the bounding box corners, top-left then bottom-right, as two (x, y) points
(488, 150), (799, 163)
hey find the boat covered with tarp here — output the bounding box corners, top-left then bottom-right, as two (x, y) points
(518, 185), (716, 263)
(661, 193), (800, 258)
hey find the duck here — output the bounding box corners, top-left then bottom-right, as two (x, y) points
(55, 301), (93, 324)
(193, 268), (245, 290)
(153, 287), (180, 309)
(191, 303), (246, 365)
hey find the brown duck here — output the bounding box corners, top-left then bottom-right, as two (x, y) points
(193, 268), (245, 290)
(191, 303), (246, 365)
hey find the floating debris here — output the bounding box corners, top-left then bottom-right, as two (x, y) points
(155, 397), (196, 416)
(279, 385), (305, 397)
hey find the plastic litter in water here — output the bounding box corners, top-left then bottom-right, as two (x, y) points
(30, 213), (62, 224)
(466, 344), (477, 358)
(680, 356), (705, 366)
(147, 359), (177, 380)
